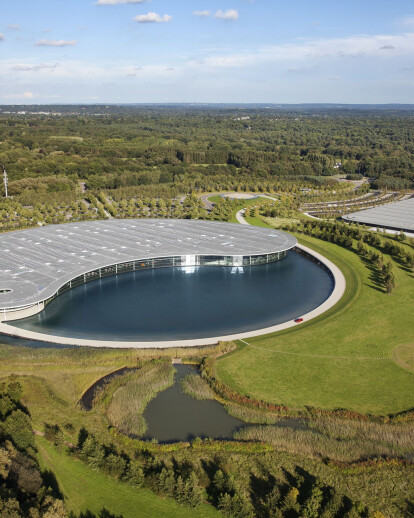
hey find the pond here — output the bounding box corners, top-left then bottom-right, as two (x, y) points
(12, 250), (333, 341)
(142, 364), (245, 442)
(141, 364), (307, 443)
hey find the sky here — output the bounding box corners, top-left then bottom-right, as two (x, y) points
(1, 0), (414, 104)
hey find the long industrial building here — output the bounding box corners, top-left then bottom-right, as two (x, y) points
(342, 197), (414, 234)
(0, 219), (297, 321)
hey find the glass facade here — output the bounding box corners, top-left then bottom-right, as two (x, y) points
(47, 251), (288, 305)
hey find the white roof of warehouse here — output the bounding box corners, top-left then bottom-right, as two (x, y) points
(343, 197), (414, 232)
(0, 219), (297, 310)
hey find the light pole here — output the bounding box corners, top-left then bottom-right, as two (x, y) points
(3, 167), (8, 198)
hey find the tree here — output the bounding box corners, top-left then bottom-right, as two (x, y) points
(103, 454), (126, 479)
(158, 467), (175, 496)
(124, 460), (144, 487)
(79, 436), (105, 469)
(281, 487), (300, 514)
(0, 496), (22, 518)
(385, 276), (395, 295)
(182, 472), (204, 508)
(301, 484), (324, 517)
(0, 445), (13, 479)
(3, 410), (34, 451)
(8, 451), (43, 494)
(218, 492), (254, 518)
(319, 490), (343, 518)
(260, 486), (283, 518)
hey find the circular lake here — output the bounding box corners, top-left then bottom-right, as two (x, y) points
(12, 251), (333, 341)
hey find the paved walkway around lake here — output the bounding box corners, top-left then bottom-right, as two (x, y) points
(0, 211), (346, 349)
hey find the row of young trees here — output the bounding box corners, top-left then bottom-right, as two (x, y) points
(357, 241), (396, 293)
(276, 218), (413, 295)
(0, 198), (100, 231)
(1, 192), (248, 231)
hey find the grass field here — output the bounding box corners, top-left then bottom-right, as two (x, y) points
(36, 437), (221, 518)
(216, 232), (414, 415)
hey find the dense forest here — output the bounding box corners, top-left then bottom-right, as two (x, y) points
(1, 106), (413, 196)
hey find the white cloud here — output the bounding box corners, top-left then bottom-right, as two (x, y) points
(288, 65), (317, 73)
(12, 63), (60, 72)
(7, 24), (20, 30)
(0, 34), (4, 41)
(197, 33), (414, 68)
(35, 39), (78, 47)
(96, 0), (147, 4)
(3, 92), (36, 99)
(399, 15), (414, 29)
(2, 91), (60, 100)
(134, 12), (171, 23)
(193, 10), (210, 17)
(3, 30), (414, 104)
(214, 9), (239, 21)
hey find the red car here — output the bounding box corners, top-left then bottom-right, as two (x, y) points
(294, 318), (303, 323)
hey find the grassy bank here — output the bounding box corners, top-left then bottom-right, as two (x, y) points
(234, 420), (414, 463)
(216, 233), (414, 415)
(180, 373), (215, 400)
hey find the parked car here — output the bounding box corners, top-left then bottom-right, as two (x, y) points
(294, 318), (303, 323)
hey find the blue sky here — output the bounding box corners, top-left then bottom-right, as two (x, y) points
(1, 0), (414, 103)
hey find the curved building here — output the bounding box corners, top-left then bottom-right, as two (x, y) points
(0, 219), (297, 322)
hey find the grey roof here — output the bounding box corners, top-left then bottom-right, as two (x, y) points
(342, 197), (414, 232)
(0, 219), (297, 310)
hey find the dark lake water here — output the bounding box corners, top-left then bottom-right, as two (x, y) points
(13, 250), (333, 341)
(143, 364), (245, 442)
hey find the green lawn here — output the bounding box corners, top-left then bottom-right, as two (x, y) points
(36, 437), (221, 518)
(216, 233), (414, 415)
(207, 194), (266, 206)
